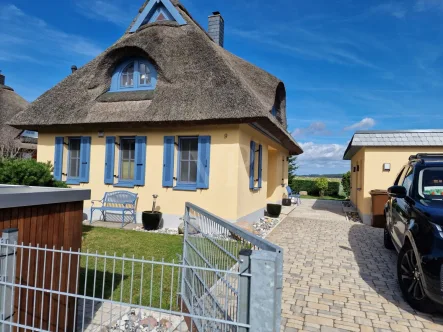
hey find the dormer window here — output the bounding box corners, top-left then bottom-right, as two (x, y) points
(110, 58), (157, 92)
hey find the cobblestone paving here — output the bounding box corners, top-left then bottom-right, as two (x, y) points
(267, 200), (443, 332)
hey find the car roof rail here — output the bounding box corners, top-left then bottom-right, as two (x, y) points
(409, 153), (443, 162)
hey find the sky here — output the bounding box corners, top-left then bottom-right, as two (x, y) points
(1, 0), (443, 175)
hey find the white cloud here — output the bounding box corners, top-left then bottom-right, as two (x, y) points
(415, 0), (443, 12)
(296, 142), (349, 172)
(229, 27), (380, 69)
(370, 3), (407, 18)
(76, 0), (136, 27)
(292, 122), (331, 137)
(344, 118), (376, 131)
(0, 4), (102, 62)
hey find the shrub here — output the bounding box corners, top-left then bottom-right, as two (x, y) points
(341, 171), (351, 197)
(291, 178), (341, 196)
(0, 159), (68, 188)
(315, 177), (328, 197)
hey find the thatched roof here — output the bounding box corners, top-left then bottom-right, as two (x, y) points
(0, 82), (29, 145)
(9, 0), (301, 154)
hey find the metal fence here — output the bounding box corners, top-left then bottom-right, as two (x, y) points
(181, 203), (283, 332)
(0, 202), (283, 332)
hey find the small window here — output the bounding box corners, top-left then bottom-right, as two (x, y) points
(120, 63), (134, 88)
(120, 138), (136, 181)
(178, 137), (198, 185)
(68, 138), (81, 180)
(111, 59), (157, 92)
(249, 141), (263, 190)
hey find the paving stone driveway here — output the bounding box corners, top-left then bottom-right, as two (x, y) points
(267, 199), (443, 332)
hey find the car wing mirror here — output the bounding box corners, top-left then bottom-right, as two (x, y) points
(388, 185), (407, 199)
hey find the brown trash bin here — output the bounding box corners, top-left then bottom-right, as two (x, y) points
(370, 189), (389, 228)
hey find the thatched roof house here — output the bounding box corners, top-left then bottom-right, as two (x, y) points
(10, 0), (301, 154)
(8, 0), (302, 226)
(0, 73), (35, 156)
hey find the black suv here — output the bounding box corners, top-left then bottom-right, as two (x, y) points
(384, 154), (443, 313)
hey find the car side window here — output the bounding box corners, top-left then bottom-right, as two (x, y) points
(394, 167), (406, 185)
(402, 167), (414, 195)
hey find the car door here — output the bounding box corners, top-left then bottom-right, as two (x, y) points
(388, 166), (406, 248)
(392, 167), (414, 247)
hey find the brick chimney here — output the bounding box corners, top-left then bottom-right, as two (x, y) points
(0, 71), (5, 86)
(208, 11), (224, 47)
(71, 65), (78, 73)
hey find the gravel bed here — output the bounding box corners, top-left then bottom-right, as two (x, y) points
(346, 211), (362, 223)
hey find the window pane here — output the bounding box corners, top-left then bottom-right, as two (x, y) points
(121, 161), (131, 180)
(69, 139), (81, 178)
(180, 161), (189, 182)
(181, 140), (190, 160)
(139, 62), (151, 85)
(189, 160), (197, 183)
(120, 138), (135, 181)
(190, 140), (198, 160)
(120, 63), (134, 87)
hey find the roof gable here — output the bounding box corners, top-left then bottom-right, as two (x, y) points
(130, 0), (186, 32)
(343, 130), (443, 160)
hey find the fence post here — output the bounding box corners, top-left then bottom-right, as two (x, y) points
(0, 228), (18, 332)
(238, 249), (252, 332)
(249, 249), (283, 332)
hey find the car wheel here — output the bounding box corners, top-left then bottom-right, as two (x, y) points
(397, 246), (435, 313)
(384, 226), (394, 250)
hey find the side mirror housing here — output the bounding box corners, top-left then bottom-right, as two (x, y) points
(388, 185), (407, 199)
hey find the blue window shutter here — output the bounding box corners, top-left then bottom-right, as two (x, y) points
(163, 136), (175, 187)
(54, 137), (64, 181)
(134, 136), (147, 186)
(258, 144), (263, 188)
(104, 137), (115, 185)
(79, 137), (91, 183)
(197, 136), (211, 189)
(249, 141), (256, 189)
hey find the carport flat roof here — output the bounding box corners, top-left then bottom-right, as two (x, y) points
(0, 185), (91, 209)
(343, 130), (443, 160)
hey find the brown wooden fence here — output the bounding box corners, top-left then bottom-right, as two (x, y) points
(0, 201), (84, 332)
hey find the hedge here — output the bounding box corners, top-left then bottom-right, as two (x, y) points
(291, 179), (343, 196)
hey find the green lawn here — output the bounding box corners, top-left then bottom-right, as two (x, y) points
(80, 226), (183, 310)
(301, 195), (348, 201)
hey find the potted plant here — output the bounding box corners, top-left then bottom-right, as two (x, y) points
(282, 193), (292, 206)
(266, 203), (282, 217)
(142, 194), (163, 230)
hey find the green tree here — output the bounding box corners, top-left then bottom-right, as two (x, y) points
(288, 155), (298, 188)
(314, 177), (328, 197)
(0, 159), (68, 187)
(341, 171), (351, 197)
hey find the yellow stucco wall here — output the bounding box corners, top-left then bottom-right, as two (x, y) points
(37, 124), (289, 222)
(351, 147), (443, 220)
(236, 124), (289, 220)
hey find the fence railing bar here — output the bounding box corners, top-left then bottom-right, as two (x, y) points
(64, 247), (72, 332)
(182, 272), (226, 318)
(56, 246), (63, 332)
(185, 202), (281, 252)
(0, 242), (244, 275)
(185, 225), (239, 264)
(0, 281), (251, 328)
(184, 240), (239, 295)
(72, 248), (81, 332)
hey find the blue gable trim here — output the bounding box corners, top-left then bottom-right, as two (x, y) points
(129, 0), (186, 33)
